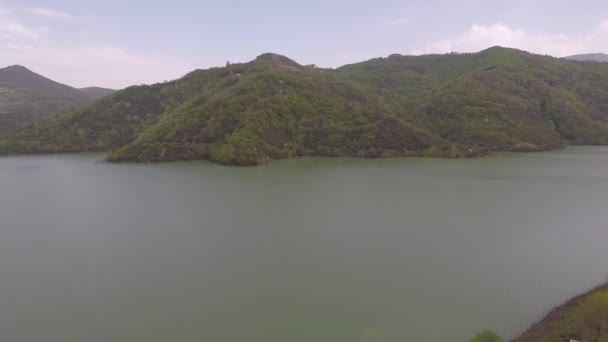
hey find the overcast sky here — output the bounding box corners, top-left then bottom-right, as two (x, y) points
(1, 0), (607, 88)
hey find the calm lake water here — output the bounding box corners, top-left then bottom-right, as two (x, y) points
(1, 147), (607, 342)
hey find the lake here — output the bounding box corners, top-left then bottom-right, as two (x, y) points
(1, 147), (607, 342)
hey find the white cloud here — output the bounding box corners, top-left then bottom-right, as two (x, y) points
(0, 5), (47, 40)
(412, 21), (608, 57)
(384, 17), (409, 26)
(0, 23), (42, 39)
(0, 42), (194, 88)
(0, 6), (11, 16)
(27, 7), (72, 19)
(0, 2), (192, 88)
(1, 44), (32, 50)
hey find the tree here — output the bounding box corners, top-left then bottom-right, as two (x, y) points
(470, 329), (504, 342)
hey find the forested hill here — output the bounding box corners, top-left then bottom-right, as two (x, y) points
(1, 47), (608, 165)
(0, 65), (115, 133)
(337, 47), (608, 150)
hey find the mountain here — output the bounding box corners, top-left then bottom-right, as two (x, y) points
(0, 65), (115, 133)
(79, 87), (116, 100)
(564, 53), (608, 62)
(1, 47), (608, 165)
(338, 47), (608, 149)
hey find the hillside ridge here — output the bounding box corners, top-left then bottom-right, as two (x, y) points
(1, 46), (608, 165)
(0, 65), (115, 133)
(564, 53), (608, 62)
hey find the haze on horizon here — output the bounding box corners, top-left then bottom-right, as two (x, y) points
(1, 0), (607, 89)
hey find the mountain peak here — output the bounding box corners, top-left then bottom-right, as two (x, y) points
(0, 64), (64, 90)
(0, 64), (112, 133)
(0, 64), (34, 74)
(4, 64), (29, 70)
(254, 53), (301, 68)
(479, 46), (528, 55)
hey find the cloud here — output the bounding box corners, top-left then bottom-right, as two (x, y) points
(0, 23), (43, 40)
(412, 20), (608, 57)
(0, 5), (47, 40)
(384, 17), (409, 26)
(0, 6), (11, 16)
(0, 2), (191, 88)
(1, 44), (32, 50)
(26, 7), (73, 19)
(0, 42), (194, 88)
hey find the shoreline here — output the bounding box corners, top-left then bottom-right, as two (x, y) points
(512, 282), (608, 341)
(1, 144), (604, 167)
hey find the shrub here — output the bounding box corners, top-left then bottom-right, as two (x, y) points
(470, 329), (504, 342)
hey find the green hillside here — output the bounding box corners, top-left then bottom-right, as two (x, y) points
(337, 47), (608, 149)
(2, 47), (608, 165)
(0, 65), (115, 133)
(512, 283), (608, 342)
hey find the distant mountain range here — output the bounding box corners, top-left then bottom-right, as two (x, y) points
(79, 86), (116, 99)
(1, 47), (608, 165)
(564, 53), (608, 62)
(0, 65), (114, 133)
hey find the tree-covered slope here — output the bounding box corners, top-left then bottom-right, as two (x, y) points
(513, 283), (608, 342)
(2, 47), (608, 165)
(337, 47), (608, 150)
(0, 84), (164, 154)
(0, 65), (115, 133)
(0, 53), (467, 165)
(107, 54), (456, 165)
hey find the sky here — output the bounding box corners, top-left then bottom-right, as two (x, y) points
(1, 0), (607, 89)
